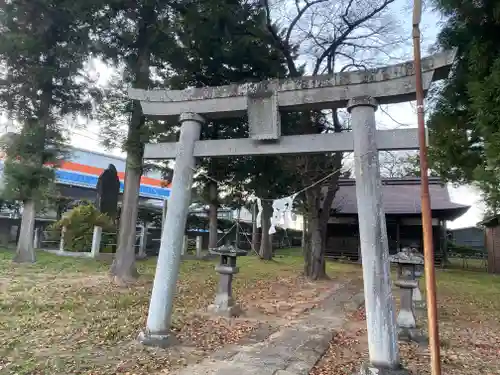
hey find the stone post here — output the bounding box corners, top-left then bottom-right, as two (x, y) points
(138, 224), (148, 259)
(138, 112), (203, 347)
(59, 227), (66, 253)
(181, 235), (187, 255)
(196, 235), (202, 258)
(91, 226), (102, 258)
(33, 227), (40, 249)
(348, 96), (403, 373)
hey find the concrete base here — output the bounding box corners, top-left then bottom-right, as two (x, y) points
(137, 330), (179, 348)
(358, 363), (410, 375)
(398, 327), (429, 346)
(207, 303), (243, 318)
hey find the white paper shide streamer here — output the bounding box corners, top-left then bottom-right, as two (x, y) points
(256, 194), (298, 234)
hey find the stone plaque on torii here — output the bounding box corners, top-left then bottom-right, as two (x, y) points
(129, 50), (455, 374)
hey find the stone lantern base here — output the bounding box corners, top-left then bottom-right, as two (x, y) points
(398, 327), (429, 346)
(207, 300), (242, 318)
(207, 245), (247, 318)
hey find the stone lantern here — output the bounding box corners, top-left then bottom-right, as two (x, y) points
(413, 264), (424, 304)
(390, 247), (427, 343)
(207, 244), (248, 317)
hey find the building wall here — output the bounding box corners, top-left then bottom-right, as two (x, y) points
(451, 227), (485, 251)
(326, 216), (444, 261)
(70, 148), (163, 180)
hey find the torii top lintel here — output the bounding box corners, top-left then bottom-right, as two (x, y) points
(129, 50), (455, 122)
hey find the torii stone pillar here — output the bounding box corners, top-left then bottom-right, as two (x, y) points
(138, 112), (204, 347)
(349, 96), (403, 373)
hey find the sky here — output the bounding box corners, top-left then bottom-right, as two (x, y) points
(0, 0), (485, 229)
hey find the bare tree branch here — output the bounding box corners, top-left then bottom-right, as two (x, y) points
(313, 0), (396, 75)
(261, 0), (300, 76)
(285, 0), (329, 45)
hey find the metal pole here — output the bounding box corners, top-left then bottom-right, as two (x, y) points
(412, 1), (442, 374)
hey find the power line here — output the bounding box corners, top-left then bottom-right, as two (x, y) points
(190, 150), (374, 202)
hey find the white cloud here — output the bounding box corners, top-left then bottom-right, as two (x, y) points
(448, 185), (485, 229)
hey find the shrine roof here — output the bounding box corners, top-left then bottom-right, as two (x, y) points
(477, 215), (500, 227)
(326, 178), (469, 221)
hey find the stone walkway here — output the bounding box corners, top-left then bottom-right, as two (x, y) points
(173, 282), (365, 375)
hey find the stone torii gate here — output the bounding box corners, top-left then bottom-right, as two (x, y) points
(129, 50), (454, 374)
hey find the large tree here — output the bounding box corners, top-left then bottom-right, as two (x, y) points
(378, 151), (438, 178)
(92, 0), (177, 283)
(160, 0), (293, 256)
(427, 0), (500, 216)
(0, 0), (97, 262)
(261, 0), (401, 279)
(94, 0), (288, 280)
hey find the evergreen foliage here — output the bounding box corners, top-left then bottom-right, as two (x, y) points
(0, 0), (97, 200)
(428, 0), (500, 214)
(161, 0), (294, 200)
(0, 0), (100, 262)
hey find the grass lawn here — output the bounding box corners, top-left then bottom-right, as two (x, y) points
(312, 264), (500, 375)
(0, 247), (355, 375)
(3, 247), (498, 375)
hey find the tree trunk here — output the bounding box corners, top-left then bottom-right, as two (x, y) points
(110, 155), (142, 283)
(15, 223), (21, 245)
(259, 200), (273, 260)
(208, 182), (218, 249)
(56, 202), (64, 220)
(109, 4), (153, 284)
(251, 201), (260, 252)
(13, 81), (51, 263)
(302, 214), (311, 275)
(309, 215), (327, 280)
(14, 199), (36, 263)
(302, 151), (343, 280)
(303, 188), (328, 279)
(301, 214), (307, 249)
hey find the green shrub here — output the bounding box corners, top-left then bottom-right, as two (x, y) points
(49, 202), (115, 252)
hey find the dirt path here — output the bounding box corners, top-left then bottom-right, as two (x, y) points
(170, 282), (364, 375)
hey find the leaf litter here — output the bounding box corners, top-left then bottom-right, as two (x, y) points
(0, 250), (336, 374)
(311, 267), (500, 375)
